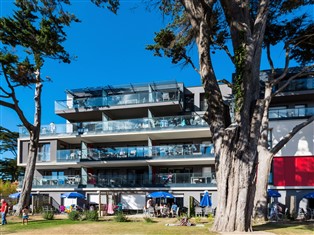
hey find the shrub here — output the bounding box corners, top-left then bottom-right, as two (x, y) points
(194, 216), (201, 224)
(113, 212), (129, 222)
(143, 216), (154, 223)
(68, 211), (81, 221)
(84, 210), (99, 221)
(42, 211), (54, 220)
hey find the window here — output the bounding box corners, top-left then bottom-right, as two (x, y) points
(38, 143), (51, 162)
(184, 94), (194, 112)
(295, 105), (306, 117)
(267, 129), (273, 150)
(269, 106), (287, 119)
(200, 93), (208, 111)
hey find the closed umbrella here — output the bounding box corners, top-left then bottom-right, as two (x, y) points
(61, 192), (85, 199)
(147, 191), (174, 198)
(267, 189), (281, 198)
(200, 191), (212, 207)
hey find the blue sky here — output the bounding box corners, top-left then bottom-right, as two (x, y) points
(0, 1), (297, 159)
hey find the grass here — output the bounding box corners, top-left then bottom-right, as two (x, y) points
(254, 220), (314, 234)
(0, 214), (313, 235)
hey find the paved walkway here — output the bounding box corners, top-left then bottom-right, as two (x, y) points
(220, 232), (275, 235)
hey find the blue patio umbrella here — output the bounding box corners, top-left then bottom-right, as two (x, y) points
(61, 192), (85, 199)
(9, 192), (32, 199)
(303, 192), (314, 199)
(267, 189), (281, 198)
(147, 191), (174, 198)
(200, 191), (212, 207)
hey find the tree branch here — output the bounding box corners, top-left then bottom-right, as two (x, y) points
(1, 64), (33, 130)
(271, 115), (314, 155)
(270, 44), (290, 85)
(266, 44), (275, 74)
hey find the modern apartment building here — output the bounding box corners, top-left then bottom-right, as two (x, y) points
(17, 81), (231, 211)
(266, 69), (314, 212)
(17, 74), (314, 213)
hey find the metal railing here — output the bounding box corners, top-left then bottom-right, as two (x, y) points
(18, 175), (81, 188)
(269, 107), (314, 119)
(55, 90), (182, 111)
(19, 114), (208, 137)
(54, 144), (213, 162)
(95, 172), (216, 188)
(84, 144), (213, 161)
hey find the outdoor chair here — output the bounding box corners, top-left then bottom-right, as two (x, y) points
(203, 206), (212, 217)
(148, 206), (155, 217)
(195, 206), (203, 217)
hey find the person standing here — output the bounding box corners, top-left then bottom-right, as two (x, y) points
(22, 206), (29, 225)
(1, 199), (8, 225)
(49, 122), (56, 133)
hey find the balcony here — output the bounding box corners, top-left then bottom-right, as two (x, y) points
(55, 144), (213, 163)
(84, 144), (213, 161)
(269, 107), (314, 119)
(19, 114), (208, 138)
(19, 172), (216, 189)
(94, 172), (217, 188)
(18, 175), (81, 188)
(55, 90), (181, 111)
(56, 149), (82, 162)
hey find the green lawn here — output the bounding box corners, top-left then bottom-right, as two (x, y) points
(0, 215), (313, 235)
(254, 221), (314, 234)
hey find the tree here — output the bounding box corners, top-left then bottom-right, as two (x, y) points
(0, 0), (77, 215)
(0, 126), (23, 181)
(0, 126), (18, 156)
(144, 0), (314, 232)
(0, 180), (18, 198)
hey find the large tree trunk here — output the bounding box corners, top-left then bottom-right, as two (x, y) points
(253, 149), (272, 220)
(14, 131), (40, 215)
(213, 126), (258, 232)
(15, 79), (42, 215)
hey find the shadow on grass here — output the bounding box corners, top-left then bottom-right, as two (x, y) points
(253, 220), (314, 233)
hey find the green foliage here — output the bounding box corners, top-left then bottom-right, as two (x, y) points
(146, 29), (189, 64)
(194, 216), (201, 223)
(91, 0), (120, 14)
(0, 180), (18, 197)
(0, 126), (18, 156)
(42, 211), (54, 220)
(84, 210), (99, 221)
(264, 1), (314, 65)
(234, 45), (246, 112)
(68, 211), (81, 221)
(113, 212), (129, 222)
(143, 216), (154, 223)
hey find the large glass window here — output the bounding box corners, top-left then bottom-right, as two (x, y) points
(38, 143), (51, 162)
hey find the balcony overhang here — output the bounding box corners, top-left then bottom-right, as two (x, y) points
(35, 127), (211, 144)
(56, 101), (183, 122)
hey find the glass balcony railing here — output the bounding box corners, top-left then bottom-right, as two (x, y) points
(19, 114), (208, 137)
(94, 172), (216, 188)
(55, 144), (213, 162)
(84, 144), (213, 161)
(19, 172), (216, 188)
(56, 149), (82, 162)
(269, 107), (314, 119)
(18, 175), (81, 188)
(55, 90), (182, 111)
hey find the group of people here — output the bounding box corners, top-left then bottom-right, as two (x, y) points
(1, 199), (29, 225)
(145, 198), (178, 217)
